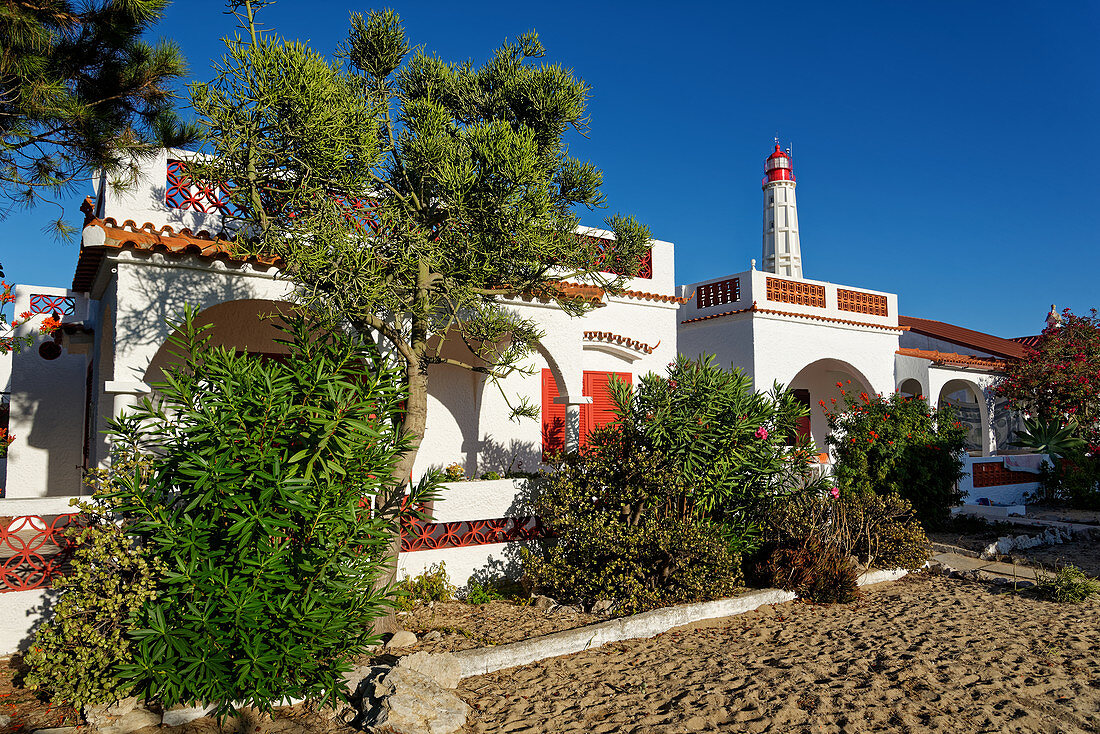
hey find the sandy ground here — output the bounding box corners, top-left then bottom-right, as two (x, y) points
(457, 574), (1100, 733)
(1027, 506), (1100, 525)
(397, 600), (603, 653)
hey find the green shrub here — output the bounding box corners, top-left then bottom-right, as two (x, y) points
(525, 432), (742, 614)
(825, 390), (967, 526)
(754, 488), (929, 573)
(479, 471), (502, 481)
(443, 462), (466, 482)
(394, 562), (455, 611)
(24, 460), (162, 708)
(753, 539), (859, 604)
(1039, 565), (1100, 603)
(463, 574), (526, 605)
(834, 492), (931, 571)
(525, 356), (824, 613)
(103, 310), (412, 715)
(1035, 449), (1100, 509)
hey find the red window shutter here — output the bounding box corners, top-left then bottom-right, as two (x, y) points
(581, 371), (631, 447)
(791, 389), (811, 444)
(542, 369), (566, 459)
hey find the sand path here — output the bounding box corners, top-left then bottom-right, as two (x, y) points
(458, 574), (1100, 733)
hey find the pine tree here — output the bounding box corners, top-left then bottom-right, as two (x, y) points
(0, 0), (198, 235)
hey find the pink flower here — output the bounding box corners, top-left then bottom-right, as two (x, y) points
(754, 426), (769, 440)
(830, 486), (840, 499)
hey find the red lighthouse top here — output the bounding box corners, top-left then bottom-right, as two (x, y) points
(763, 143), (795, 185)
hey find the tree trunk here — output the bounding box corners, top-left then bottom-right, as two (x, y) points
(372, 355), (429, 635)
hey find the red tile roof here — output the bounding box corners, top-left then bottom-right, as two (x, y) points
(1012, 335), (1043, 349)
(583, 330), (659, 354)
(72, 198), (280, 292)
(897, 315), (1029, 359)
(681, 302), (907, 331)
(896, 348), (1005, 371)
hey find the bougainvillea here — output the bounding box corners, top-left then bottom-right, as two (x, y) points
(824, 386), (967, 525)
(995, 308), (1100, 450)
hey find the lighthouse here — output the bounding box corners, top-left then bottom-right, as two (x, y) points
(761, 143), (803, 278)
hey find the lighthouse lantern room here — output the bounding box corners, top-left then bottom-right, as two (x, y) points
(762, 143), (803, 279)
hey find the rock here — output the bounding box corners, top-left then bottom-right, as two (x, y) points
(0, 714), (11, 730)
(84, 698), (161, 734)
(29, 728), (82, 734)
(1016, 580), (1035, 589)
(161, 703), (216, 727)
(590, 599), (615, 614)
(424, 630), (443, 642)
(397, 651), (462, 690)
(89, 706), (162, 734)
(386, 630), (419, 649)
(532, 594), (557, 611)
(554, 604), (582, 614)
(358, 666), (470, 734)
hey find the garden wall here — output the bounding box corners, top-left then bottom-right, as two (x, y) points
(959, 454), (1046, 506)
(0, 480), (537, 654)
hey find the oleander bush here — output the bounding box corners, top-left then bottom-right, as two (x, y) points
(825, 389), (967, 526)
(525, 356), (825, 612)
(88, 309), (415, 715)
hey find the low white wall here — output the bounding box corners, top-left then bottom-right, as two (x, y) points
(0, 588), (56, 655)
(959, 455), (1045, 505)
(398, 478), (536, 587)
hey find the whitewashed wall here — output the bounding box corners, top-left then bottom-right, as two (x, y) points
(4, 286), (91, 498)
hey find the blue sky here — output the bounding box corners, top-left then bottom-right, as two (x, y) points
(3, 1), (1097, 338)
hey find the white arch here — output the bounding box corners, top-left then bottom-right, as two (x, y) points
(788, 357), (877, 455)
(937, 377), (991, 456)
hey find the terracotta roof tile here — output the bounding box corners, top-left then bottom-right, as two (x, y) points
(1012, 335), (1043, 349)
(583, 330), (659, 354)
(897, 315), (1028, 359)
(681, 302), (907, 331)
(896, 347), (1005, 371)
(72, 198), (279, 292)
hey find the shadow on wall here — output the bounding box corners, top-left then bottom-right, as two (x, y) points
(477, 434), (541, 478)
(114, 263), (268, 361)
(18, 589), (58, 653)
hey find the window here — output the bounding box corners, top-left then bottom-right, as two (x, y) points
(542, 369), (631, 458)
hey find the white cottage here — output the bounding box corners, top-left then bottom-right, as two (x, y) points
(678, 144), (1038, 501)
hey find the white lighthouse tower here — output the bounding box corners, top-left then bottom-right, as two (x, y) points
(761, 143), (803, 278)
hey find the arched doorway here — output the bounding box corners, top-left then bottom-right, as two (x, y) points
(937, 379), (989, 455)
(898, 378), (924, 398)
(789, 358), (876, 455)
(143, 298), (296, 385)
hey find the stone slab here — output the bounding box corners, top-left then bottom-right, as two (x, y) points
(453, 588), (797, 679)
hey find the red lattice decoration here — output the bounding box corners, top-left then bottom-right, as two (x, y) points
(765, 277), (826, 308)
(401, 515), (545, 552)
(588, 236), (653, 279)
(837, 288), (889, 317)
(1, 514), (84, 593)
(165, 159), (238, 215)
(696, 278), (740, 309)
(29, 294), (75, 315)
(972, 461), (1037, 488)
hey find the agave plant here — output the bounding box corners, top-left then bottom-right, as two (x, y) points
(1011, 416), (1087, 458)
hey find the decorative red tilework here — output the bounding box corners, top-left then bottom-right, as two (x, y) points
(0, 514), (83, 593)
(696, 278), (740, 309)
(837, 288), (889, 317)
(29, 294), (75, 315)
(972, 461), (1036, 488)
(766, 277), (826, 308)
